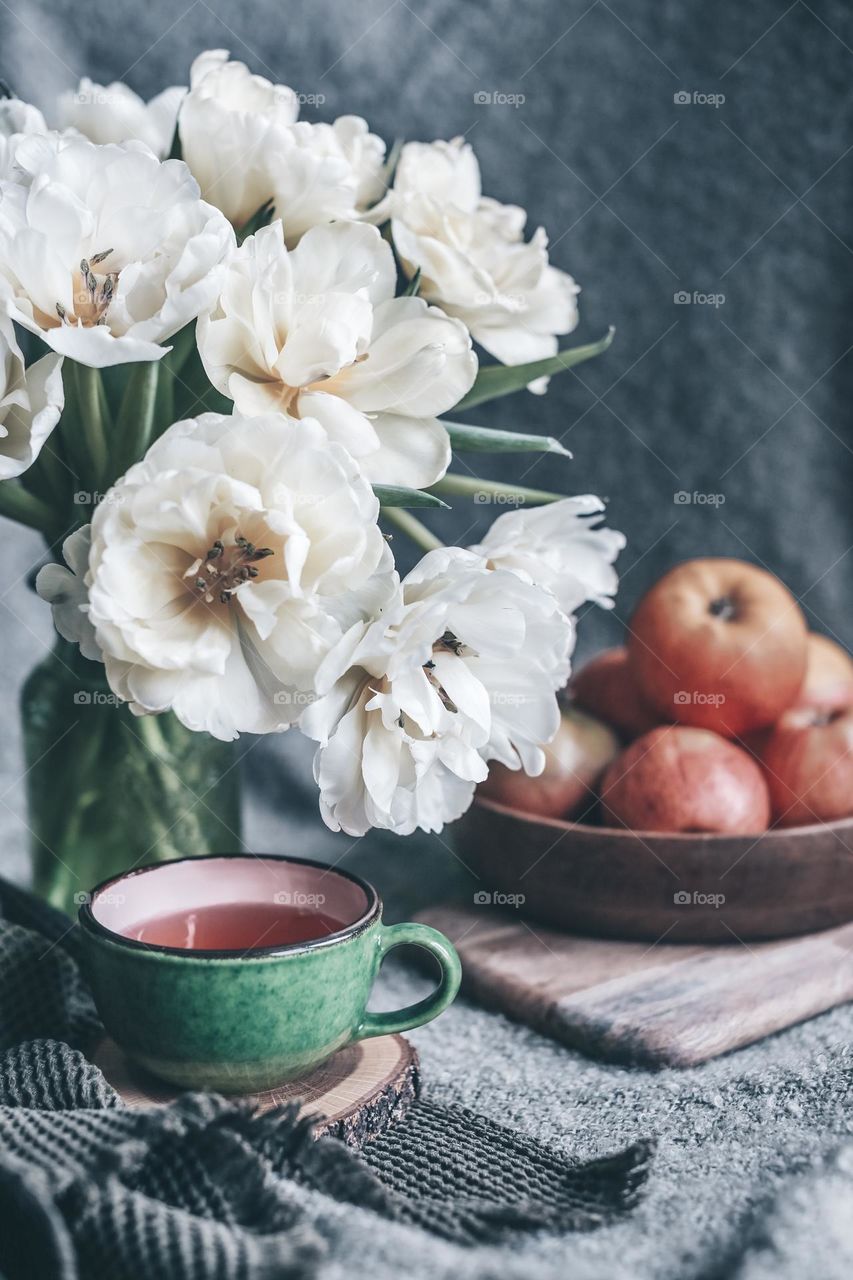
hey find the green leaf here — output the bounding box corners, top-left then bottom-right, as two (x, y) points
(443, 420), (570, 457)
(403, 268), (421, 297)
(429, 473), (563, 506)
(238, 201), (274, 244)
(455, 327), (615, 411)
(374, 484), (450, 510)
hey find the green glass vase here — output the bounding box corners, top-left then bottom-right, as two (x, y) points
(21, 640), (242, 915)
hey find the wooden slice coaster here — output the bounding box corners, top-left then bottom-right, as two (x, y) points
(92, 1033), (419, 1147)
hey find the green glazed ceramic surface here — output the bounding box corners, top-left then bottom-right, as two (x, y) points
(78, 855), (461, 1092)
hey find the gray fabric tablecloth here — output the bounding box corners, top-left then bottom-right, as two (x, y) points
(3, 643), (852, 1278)
(0, 876), (655, 1277)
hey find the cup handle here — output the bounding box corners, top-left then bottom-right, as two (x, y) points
(356, 922), (462, 1039)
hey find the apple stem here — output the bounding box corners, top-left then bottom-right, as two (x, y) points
(709, 596), (737, 621)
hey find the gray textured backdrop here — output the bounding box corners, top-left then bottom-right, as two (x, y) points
(0, 4), (850, 859)
(3, 0), (852, 645)
(2, 8), (853, 1278)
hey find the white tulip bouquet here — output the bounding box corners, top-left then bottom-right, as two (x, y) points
(1, 50), (623, 844)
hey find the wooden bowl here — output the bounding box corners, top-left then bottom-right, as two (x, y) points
(454, 798), (853, 943)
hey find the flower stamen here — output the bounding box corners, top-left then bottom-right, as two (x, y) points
(435, 628), (467, 657)
(184, 533), (275, 605)
(425, 667), (458, 714)
(422, 629), (477, 714)
(55, 249), (119, 328)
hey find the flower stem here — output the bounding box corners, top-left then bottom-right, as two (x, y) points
(382, 506), (444, 551)
(73, 363), (110, 491)
(110, 360), (160, 484)
(134, 713), (218, 855)
(163, 322), (197, 377)
(30, 437), (74, 516)
(0, 480), (54, 532)
(429, 473), (563, 505)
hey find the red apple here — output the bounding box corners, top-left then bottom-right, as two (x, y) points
(600, 725), (771, 834)
(479, 707), (619, 820)
(758, 699), (853, 827)
(794, 633), (853, 709)
(628, 558), (807, 737)
(570, 647), (662, 739)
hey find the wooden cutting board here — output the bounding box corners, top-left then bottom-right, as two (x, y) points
(418, 906), (853, 1067)
(93, 1033), (418, 1146)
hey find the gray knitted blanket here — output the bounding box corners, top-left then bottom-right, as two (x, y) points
(0, 878), (652, 1280)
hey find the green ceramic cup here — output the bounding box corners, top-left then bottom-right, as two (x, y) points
(78, 854), (462, 1092)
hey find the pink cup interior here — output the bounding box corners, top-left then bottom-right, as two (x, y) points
(91, 856), (370, 939)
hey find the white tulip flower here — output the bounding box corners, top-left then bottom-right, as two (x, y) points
(270, 116), (387, 246)
(37, 412), (393, 741)
(56, 78), (185, 158)
(0, 132), (235, 367)
(302, 548), (573, 836)
(177, 50), (386, 237)
(35, 526), (101, 661)
(197, 219), (477, 487)
(0, 97), (47, 179)
(0, 314), (64, 479)
(469, 496), (625, 615)
(387, 138), (579, 390)
(179, 49), (300, 227)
